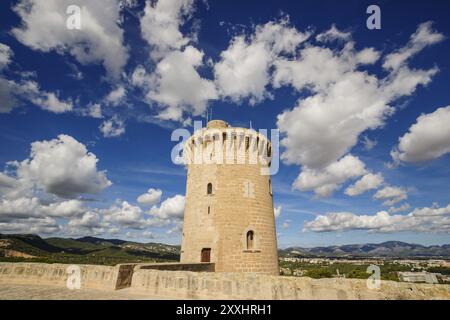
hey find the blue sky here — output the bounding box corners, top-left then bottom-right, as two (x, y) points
(0, 0), (449, 247)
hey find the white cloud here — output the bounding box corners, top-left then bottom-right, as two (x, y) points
(104, 201), (146, 229)
(0, 78), (73, 114)
(0, 197), (85, 221)
(383, 22), (444, 71)
(410, 204), (450, 217)
(85, 103), (103, 119)
(344, 173), (384, 196)
(303, 204), (450, 233)
(13, 134), (111, 198)
(214, 18), (310, 104)
(105, 86), (126, 106)
(0, 43), (13, 71)
(0, 45), (73, 114)
(67, 211), (101, 229)
(0, 79), (17, 113)
(99, 116), (126, 137)
(149, 194), (185, 220)
(275, 23), (442, 194)
(140, 0), (195, 60)
(388, 203), (411, 214)
(293, 155), (367, 197)
(274, 206), (281, 218)
(392, 105), (450, 163)
(0, 217), (60, 234)
(362, 136), (377, 151)
(373, 186), (408, 206)
(137, 188), (162, 206)
(136, 46), (217, 121)
(316, 24), (351, 43)
(12, 0), (128, 79)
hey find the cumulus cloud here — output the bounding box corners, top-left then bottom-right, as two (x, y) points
(303, 204), (450, 233)
(0, 77), (73, 114)
(105, 86), (127, 106)
(383, 22), (444, 71)
(388, 203), (411, 214)
(293, 155), (367, 197)
(0, 197), (85, 221)
(149, 194), (185, 220)
(99, 116), (126, 137)
(0, 43), (13, 71)
(12, 0), (128, 79)
(274, 23), (442, 194)
(11, 134), (111, 198)
(373, 186), (408, 206)
(0, 43), (73, 114)
(148, 46), (217, 121)
(67, 211), (102, 230)
(0, 217), (60, 234)
(392, 105), (450, 163)
(84, 103), (103, 119)
(214, 18), (310, 104)
(137, 188), (162, 206)
(344, 173), (384, 196)
(104, 201), (147, 229)
(140, 0), (195, 60)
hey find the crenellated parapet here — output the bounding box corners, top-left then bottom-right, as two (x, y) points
(183, 120), (272, 166)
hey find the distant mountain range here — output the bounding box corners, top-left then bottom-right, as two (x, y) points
(0, 234), (180, 265)
(1, 235), (449, 264)
(280, 241), (450, 258)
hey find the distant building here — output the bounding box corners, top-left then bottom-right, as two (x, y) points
(398, 272), (439, 284)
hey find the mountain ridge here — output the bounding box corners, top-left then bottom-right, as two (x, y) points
(1, 234), (449, 262)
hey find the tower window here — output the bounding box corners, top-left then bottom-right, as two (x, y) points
(207, 206), (210, 214)
(207, 183), (213, 195)
(246, 230), (254, 250)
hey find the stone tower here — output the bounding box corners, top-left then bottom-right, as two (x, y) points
(180, 120), (279, 275)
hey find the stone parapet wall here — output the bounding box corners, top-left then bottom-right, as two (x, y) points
(0, 263), (449, 300)
(129, 269), (450, 300)
(0, 262), (120, 290)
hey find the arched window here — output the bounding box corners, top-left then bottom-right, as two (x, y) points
(207, 183), (213, 195)
(246, 230), (254, 250)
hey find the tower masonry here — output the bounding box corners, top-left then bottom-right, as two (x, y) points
(180, 119), (279, 275)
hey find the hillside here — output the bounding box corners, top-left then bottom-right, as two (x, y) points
(0, 234), (180, 265)
(280, 241), (450, 259)
(1, 235), (449, 265)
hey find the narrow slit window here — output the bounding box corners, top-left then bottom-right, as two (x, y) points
(246, 230), (254, 250)
(207, 183), (213, 195)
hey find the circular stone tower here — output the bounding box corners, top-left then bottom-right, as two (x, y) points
(180, 120), (279, 275)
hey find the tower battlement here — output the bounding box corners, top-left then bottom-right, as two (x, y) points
(183, 121), (272, 166)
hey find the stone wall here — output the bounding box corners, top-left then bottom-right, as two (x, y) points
(0, 262), (120, 290)
(129, 269), (450, 300)
(0, 263), (449, 300)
